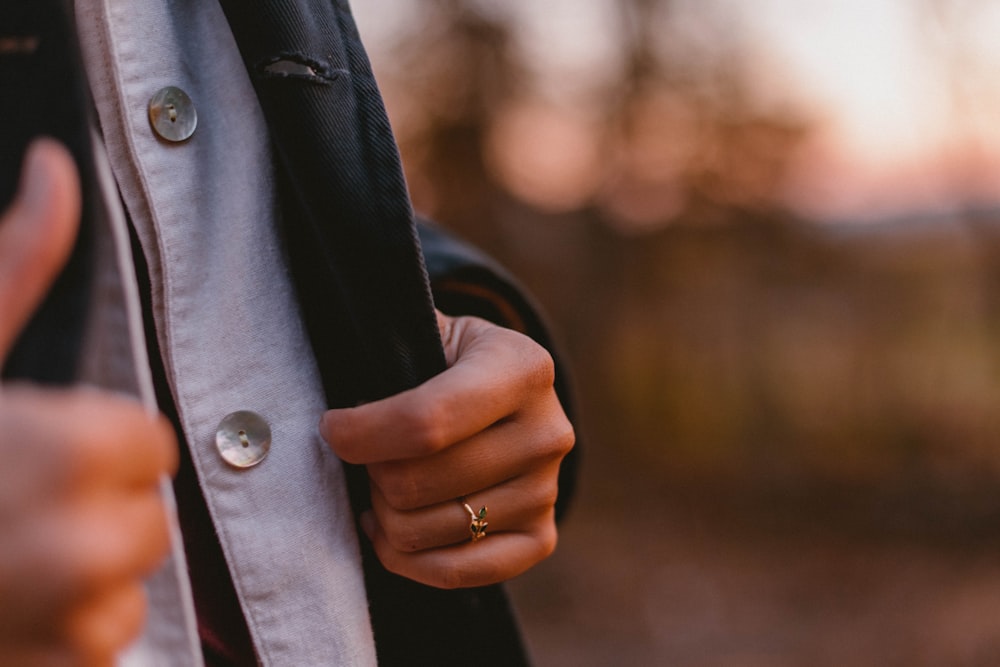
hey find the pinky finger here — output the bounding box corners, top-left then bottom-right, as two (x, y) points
(365, 510), (558, 590)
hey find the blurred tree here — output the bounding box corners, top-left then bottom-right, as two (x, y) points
(383, 0), (815, 236)
(364, 7), (1000, 661)
(915, 0), (1000, 203)
(375, 0), (821, 365)
(370, 0), (1000, 508)
(378, 0), (524, 250)
(598, 0), (813, 230)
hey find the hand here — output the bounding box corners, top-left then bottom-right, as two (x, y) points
(320, 311), (575, 589)
(0, 140), (178, 665)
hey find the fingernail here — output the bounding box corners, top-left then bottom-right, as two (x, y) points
(317, 413), (329, 441)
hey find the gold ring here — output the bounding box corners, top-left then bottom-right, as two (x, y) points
(462, 501), (488, 542)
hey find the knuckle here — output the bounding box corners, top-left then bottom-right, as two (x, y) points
(71, 495), (171, 585)
(539, 530), (558, 561)
(372, 500), (426, 553)
(522, 342), (556, 390)
(400, 402), (451, 456)
(57, 520), (113, 587)
(546, 413), (576, 458)
(59, 432), (105, 488)
(372, 463), (427, 511)
(533, 516), (559, 561)
(534, 477), (560, 511)
(381, 515), (425, 553)
(150, 413), (179, 476)
(63, 394), (161, 488)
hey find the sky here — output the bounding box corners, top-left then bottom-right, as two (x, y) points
(352, 0), (1000, 223)
(730, 0), (1000, 221)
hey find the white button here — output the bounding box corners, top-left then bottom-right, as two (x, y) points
(148, 86), (197, 142)
(216, 411), (271, 468)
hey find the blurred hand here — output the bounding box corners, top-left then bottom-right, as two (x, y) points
(321, 311), (574, 589)
(0, 140), (178, 665)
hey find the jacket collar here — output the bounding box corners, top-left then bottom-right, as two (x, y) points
(217, 0), (446, 408)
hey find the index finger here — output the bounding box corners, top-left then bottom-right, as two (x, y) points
(321, 321), (555, 464)
(0, 386), (178, 494)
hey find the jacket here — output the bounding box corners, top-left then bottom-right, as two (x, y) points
(1, 1), (578, 664)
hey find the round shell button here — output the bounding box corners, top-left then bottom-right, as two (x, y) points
(148, 86), (198, 142)
(216, 411), (271, 468)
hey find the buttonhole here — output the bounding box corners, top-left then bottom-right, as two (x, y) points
(167, 104), (177, 123)
(238, 430), (250, 448)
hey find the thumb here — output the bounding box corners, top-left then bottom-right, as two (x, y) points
(435, 309), (460, 367)
(435, 309), (497, 368)
(0, 139), (81, 365)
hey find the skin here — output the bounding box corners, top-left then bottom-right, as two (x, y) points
(0, 138), (574, 663)
(321, 313), (575, 589)
(0, 140), (178, 666)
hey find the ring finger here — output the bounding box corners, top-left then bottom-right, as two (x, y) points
(368, 463), (560, 553)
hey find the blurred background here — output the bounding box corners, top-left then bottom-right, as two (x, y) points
(353, 1), (1000, 664)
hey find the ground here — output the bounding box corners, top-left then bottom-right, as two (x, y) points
(508, 439), (1000, 666)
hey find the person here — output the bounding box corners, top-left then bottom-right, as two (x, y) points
(0, 1), (578, 665)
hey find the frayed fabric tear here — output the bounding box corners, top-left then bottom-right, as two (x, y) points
(258, 54), (344, 83)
